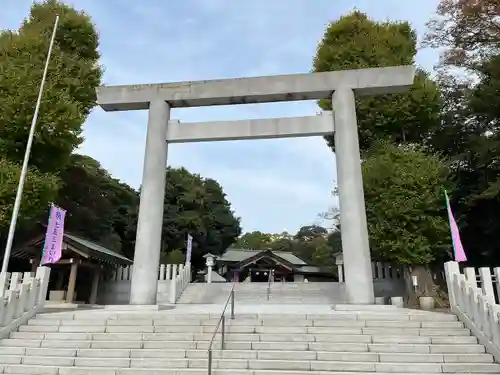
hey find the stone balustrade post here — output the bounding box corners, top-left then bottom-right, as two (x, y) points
(170, 271), (177, 304)
(0, 273), (10, 297)
(0, 297), (7, 325)
(4, 290), (19, 323)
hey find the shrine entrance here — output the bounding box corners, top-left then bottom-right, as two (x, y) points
(97, 65), (415, 304)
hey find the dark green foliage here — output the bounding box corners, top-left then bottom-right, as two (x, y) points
(362, 142), (451, 265)
(313, 11), (442, 153)
(126, 167), (242, 268)
(0, 0), (102, 173)
(55, 154), (138, 254)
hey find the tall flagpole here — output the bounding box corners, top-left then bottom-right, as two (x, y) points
(1, 15), (60, 273)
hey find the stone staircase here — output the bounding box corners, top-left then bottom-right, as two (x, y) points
(0, 306), (499, 374)
(177, 282), (346, 304)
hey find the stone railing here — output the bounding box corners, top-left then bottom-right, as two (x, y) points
(0, 267), (50, 338)
(107, 263), (187, 282)
(101, 263), (191, 305)
(337, 261), (404, 282)
(169, 263), (191, 304)
(445, 261), (500, 362)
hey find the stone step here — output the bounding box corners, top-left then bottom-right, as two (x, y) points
(26, 318), (464, 328)
(5, 331), (478, 343)
(1, 360), (499, 373)
(33, 312), (459, 322)
(18, 324), (471, 336)
(0, 334), (477, 349)
(0, 339), (485, 352)
(1, 371), (500, 375)
(0, 350), (492, 362)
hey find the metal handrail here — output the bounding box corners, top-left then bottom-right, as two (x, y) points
(207, 283), (235, 375)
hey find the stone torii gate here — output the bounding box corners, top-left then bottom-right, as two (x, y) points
(96, 66), (415, 305)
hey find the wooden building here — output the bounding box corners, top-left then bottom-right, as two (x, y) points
(10, 232), (132, 305)
(216, 249), (337, 282)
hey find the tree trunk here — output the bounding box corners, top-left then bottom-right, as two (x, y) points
(404, 265), (447, 309)
(411, 265), (437, 296)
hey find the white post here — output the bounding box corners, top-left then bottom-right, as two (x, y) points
(129, 100), (171, 305)
(207, 266), (213, 284)
(172, 264), (178, 280)
(9, 272), (21, 291)
(159, 264), (166, 281)
(0, 272), (10, 297)
(35, 266), (50, 305)
(117, 267), (123, 281)
(494, 267), (500, 304)
(337, 265), (344, 282)
(1, 15), (60, 273)
(169, 272), (177, 304)
(0, 297), (7, 325)
(479, 267), (495, 303)
(376, 263), (383, 279)
(333, 88), (374, 304)
(384, 264), (392, 279)
(166, 264), (172, 280)
(23, 272), (32, 283)
(28, 278), (39, 310)
(444, 261), (460, 308)
(4, 290), (19, 323)
(16, 282), (30, 317)
(464, 267), (477, 286)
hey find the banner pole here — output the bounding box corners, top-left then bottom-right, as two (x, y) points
(1, 15), (60, 273)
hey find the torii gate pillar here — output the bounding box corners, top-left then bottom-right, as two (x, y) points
(97, 66), (415, 305)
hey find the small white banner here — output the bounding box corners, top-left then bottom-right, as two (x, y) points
(186, 234), (193, 264)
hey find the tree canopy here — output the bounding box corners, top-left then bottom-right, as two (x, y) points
(0, 0), (102, 173)
(0, 159), (59, 234)
(0, 0), (102, 251)
(362, 142), (451, 265)
(55, 154), (138, 254)
(313, 11), (450, 270)
(313, 11), (442, 153)
(0, 2), (241, 272)
(424, 0), (500, 71)
(126, 167), (242, 268)
(232, 226), (341, 271)
(423, 0), (500, 266)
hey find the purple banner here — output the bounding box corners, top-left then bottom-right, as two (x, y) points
(41, 204), (66, 265)
(444, 190), (467, 262)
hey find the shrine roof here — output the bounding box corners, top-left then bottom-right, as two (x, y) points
(218, 248), (307, 266)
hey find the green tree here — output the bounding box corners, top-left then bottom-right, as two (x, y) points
(434, 55), (500, 265)
(293, 225), (329, 265)
(311, 242), (336, 270)
(362, 142), (451, 287)
(313, 11), (441, 153)
(127, 167), (241, 270)
(0, 159), (59, 234)
(56, 154), (138, 254)
(424, 0), (500, 265)
(162, 249), (185, 265)
(233, 231), (274, 249)
(424, 0), (500, 72)
(0, 0), (103, 254)
(0, 0), (102, 172)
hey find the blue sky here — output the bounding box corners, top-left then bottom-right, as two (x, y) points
(2, 0), (440, 234)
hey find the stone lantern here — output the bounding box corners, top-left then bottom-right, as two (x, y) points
(203, 253), (216, 284)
